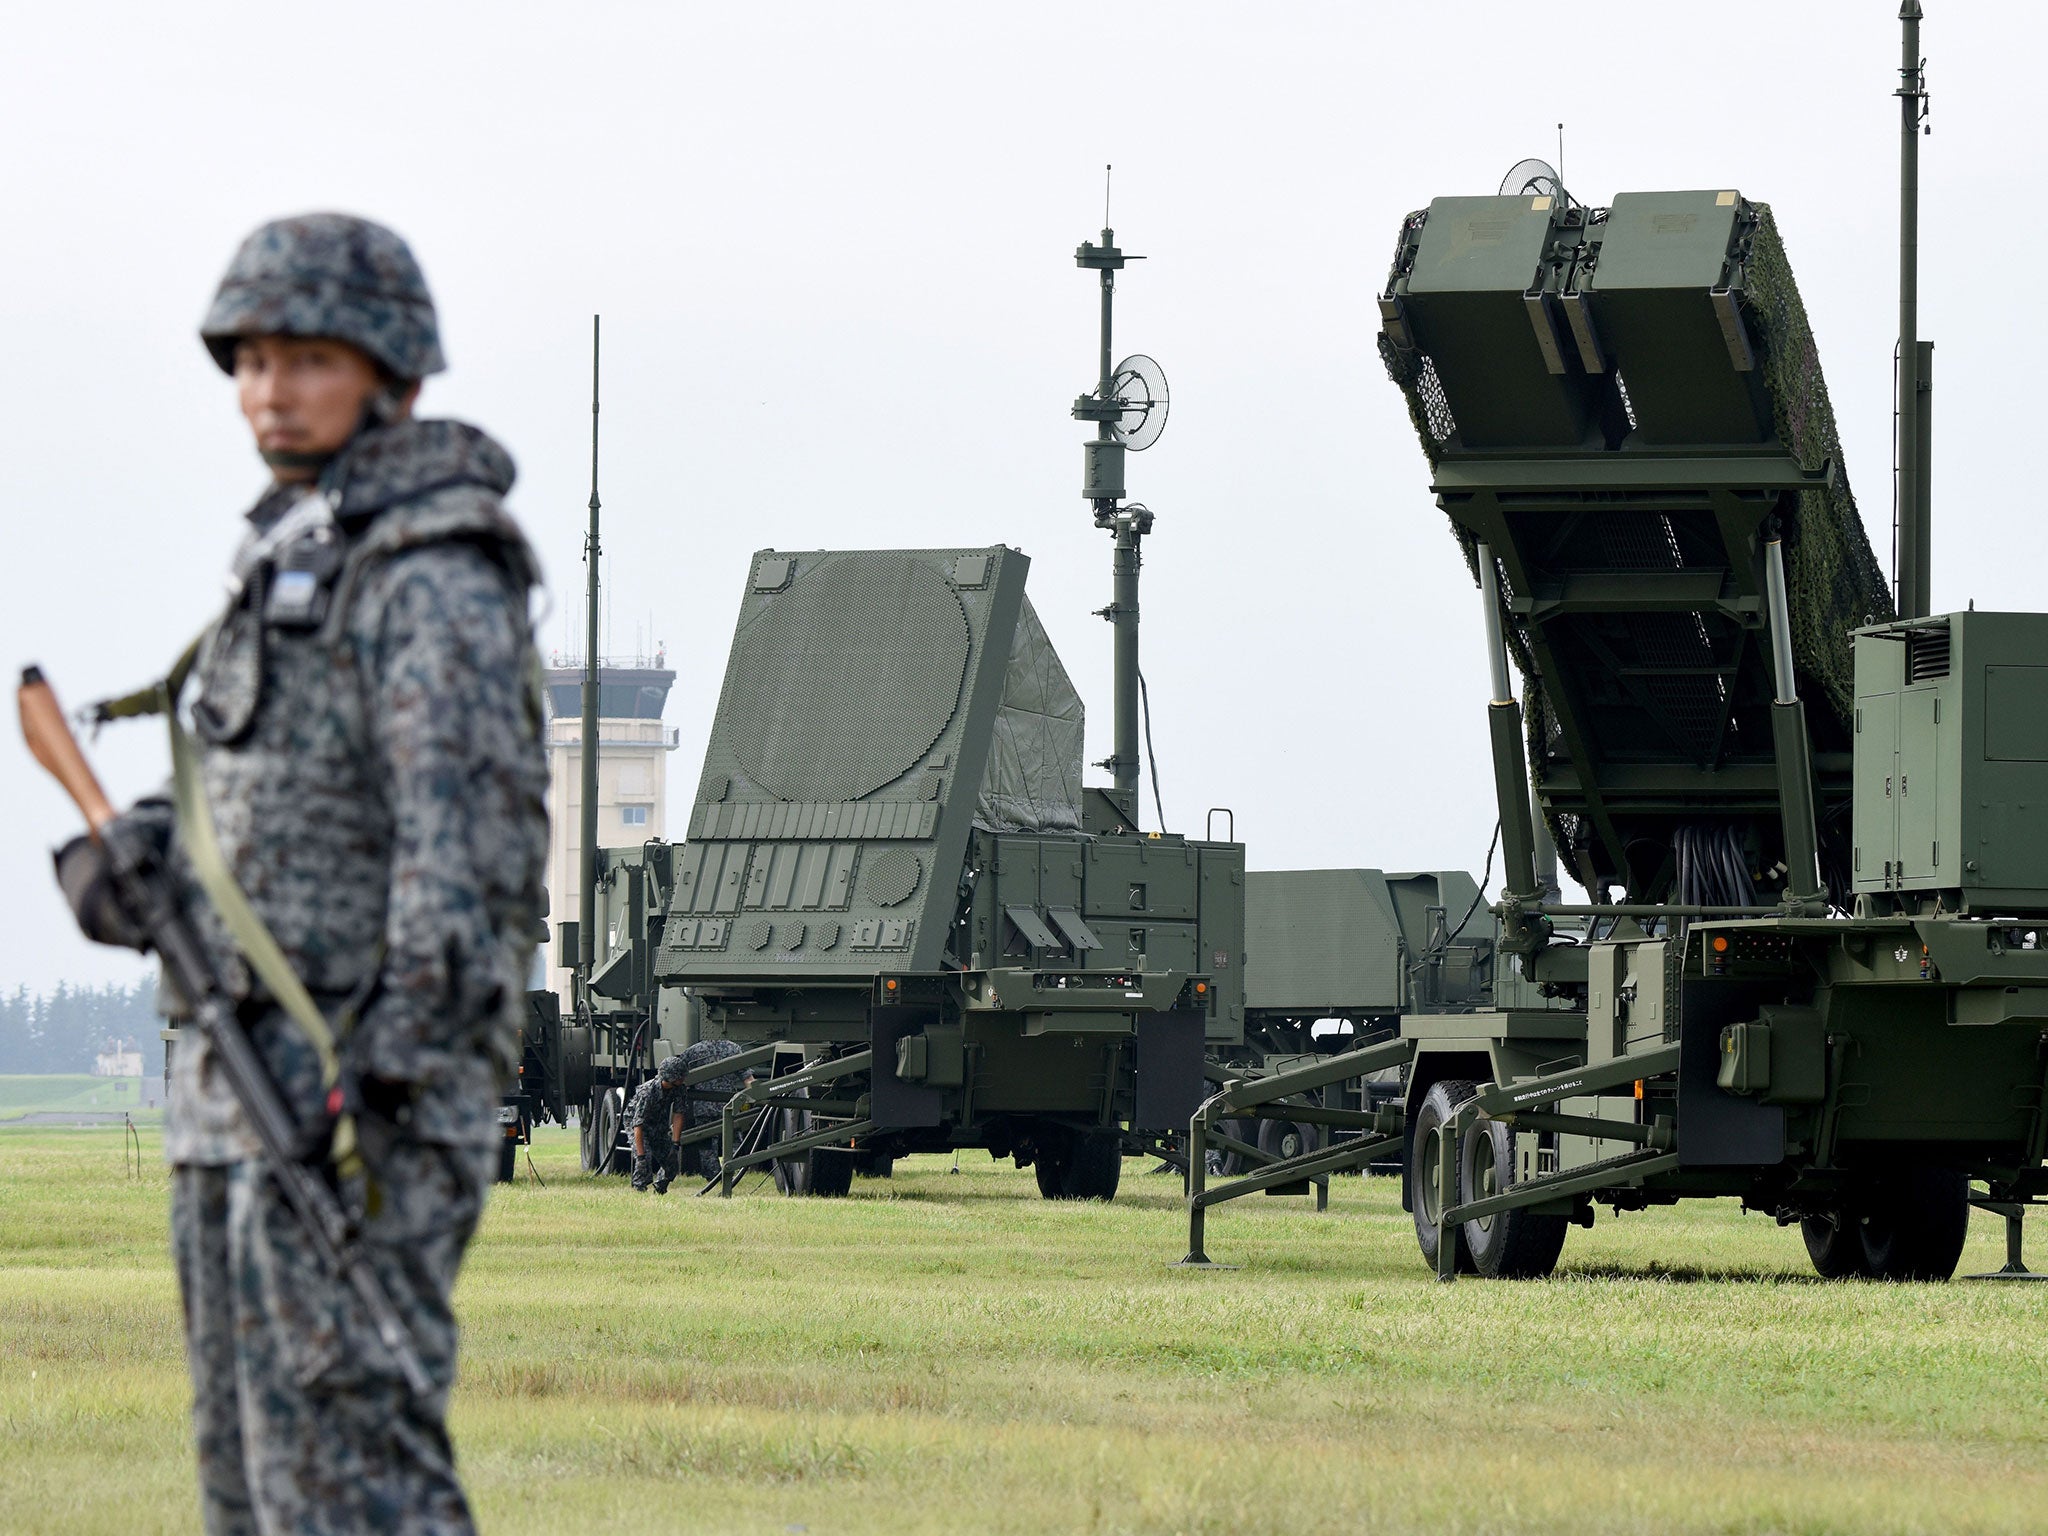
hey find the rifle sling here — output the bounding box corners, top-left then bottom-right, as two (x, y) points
(106, 631), (362, 1174)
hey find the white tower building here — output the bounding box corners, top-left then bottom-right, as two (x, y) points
(542, 656), (678, 999)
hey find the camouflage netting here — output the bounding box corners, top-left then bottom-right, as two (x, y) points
(1743, 205), (1896, 717)
(1379, 199), (1895, 883)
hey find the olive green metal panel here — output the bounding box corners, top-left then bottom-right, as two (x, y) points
(1245, 868), (1488, 1018)
(1197, 844), (1246, 1044)
(658, 547), (1026, 981)
(1243, 870), (1403, 1016)
(1580, 191), (1773, 445)
(1855, 611), (2048, 909)
(1405, 195), (1558, 294)
(1586, 191), (1742, 289)
(1396, 195), (1602, 447)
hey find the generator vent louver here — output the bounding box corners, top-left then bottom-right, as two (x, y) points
(1906, 627), (1951, 683)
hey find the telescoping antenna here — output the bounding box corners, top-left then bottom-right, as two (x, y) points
(577, 315), (602, 1003)
(1072, 168), (1170, 826)
(1895, 0), (1933, 620)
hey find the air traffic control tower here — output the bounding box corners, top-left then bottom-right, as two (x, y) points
(542, 654), (679, 998)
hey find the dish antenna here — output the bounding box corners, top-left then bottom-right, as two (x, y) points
(1499, 157), (1566, 202)
(1110, 354), (1169, 451)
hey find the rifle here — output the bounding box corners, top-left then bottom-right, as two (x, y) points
(19, 664), (433, 1399)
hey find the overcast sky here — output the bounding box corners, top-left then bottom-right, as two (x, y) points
(1, 1), (2037, 996)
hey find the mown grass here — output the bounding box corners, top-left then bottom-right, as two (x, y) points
(0, 1073), (152, 1119)
(2, 1123), (2042, 1534)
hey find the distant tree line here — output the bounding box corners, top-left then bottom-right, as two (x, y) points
(0, 980), (163, 1075)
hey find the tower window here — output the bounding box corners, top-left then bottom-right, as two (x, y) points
(620, 805), (650, 827)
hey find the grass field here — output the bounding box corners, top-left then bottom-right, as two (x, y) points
(3, 1124), (2044, 1534)
(0, 1073), (153, 1120)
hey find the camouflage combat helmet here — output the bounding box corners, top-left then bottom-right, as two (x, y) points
(657, 1055), (688, 1087)
(201, 213), (446, 381)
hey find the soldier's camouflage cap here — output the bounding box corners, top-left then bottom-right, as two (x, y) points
(656, 1055), (689, 1086)
(201, 213), (446, 381)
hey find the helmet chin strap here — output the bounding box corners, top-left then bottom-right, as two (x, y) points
(260, 446), (338, 474)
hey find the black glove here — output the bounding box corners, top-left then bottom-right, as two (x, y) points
(53, 800), (171, 951)
(55, 836), (147, 950)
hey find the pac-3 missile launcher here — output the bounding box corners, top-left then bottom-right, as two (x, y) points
(1186, 8), (2047, 1280)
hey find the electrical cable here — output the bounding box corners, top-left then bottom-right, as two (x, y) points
(1452, 819), (1503, 940)
(1138, 667), (1166, 831)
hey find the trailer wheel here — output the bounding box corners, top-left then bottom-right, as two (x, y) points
(594, 1088), (629, 1177)
(1216, 1118), (1256, 1177)
(1408, 1079), (1476, 1275)
(1858, 1167), (1970, 1281)
(1065, 1131), (1121, 1201)
(1800, 1211), (1869, 1278)
(1458, 1110), (1567, 1279)
(1036, 1128), (1121, 1201)
(852, 1149), (895, 1179)
(579, 1097), (600, 1174)
(772, 1109), (854, 1197)
(1033, 1135), (1073, 1199)
(1257, 1117), (1319, 1166)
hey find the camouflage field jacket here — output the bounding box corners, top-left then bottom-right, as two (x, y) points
(164, 418), (548, 1163)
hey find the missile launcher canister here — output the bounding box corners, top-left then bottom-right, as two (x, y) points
(1378, 188), (1894, 906)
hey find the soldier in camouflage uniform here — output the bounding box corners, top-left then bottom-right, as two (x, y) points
(57, 214), (546, 1535)
(627, 1055), (689, 1192)
(678, 1037), (753, 1179)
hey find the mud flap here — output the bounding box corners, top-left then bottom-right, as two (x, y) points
(1134, 1009), (1205, 1131)
(870, 1005), (944, 1129)
(1677, 980), (1787, 1166)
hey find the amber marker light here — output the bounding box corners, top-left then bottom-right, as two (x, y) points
(1712, 936), (1729, 953)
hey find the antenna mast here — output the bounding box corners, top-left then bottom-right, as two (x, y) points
(577, 315), (602, 992)
(1896, 1), (1932, 618)
(1072, 169), (1164, 822)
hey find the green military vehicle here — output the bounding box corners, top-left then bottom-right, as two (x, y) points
(512, 217), (1498, 1201)
(515, 220), (1252, 1200)
(586, 542), (1243, 1199)
(1184, 6), (2045, 1281)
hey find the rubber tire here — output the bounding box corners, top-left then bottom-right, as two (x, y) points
(1802, 1167), (1970, 1281)
(772, 1109), (854, 1198)
(591, 1088), (628, 1177)
(1065, 1132), (1122, 1201)
(605, 1089), (632, 1176)
(1801, 1212), (1869, 1278)
(1257, 1117), (1319, 1166)
(1408, 1079), (1477, 1275)
(1458, 1111), (1568, 1279)
(1036, 1129), (1121, 1201)
(1859, 1166), (1971, 1281)
(579, 1098), (600, 1174)
(495, 1130), (519, 1185)
(1217, 1118), (1257, 1178)
(1033, 1135), (1073, 1199)
(852, 1149), (895, 1179)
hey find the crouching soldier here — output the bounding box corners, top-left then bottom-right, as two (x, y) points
(628, 1055), (688, 1192)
